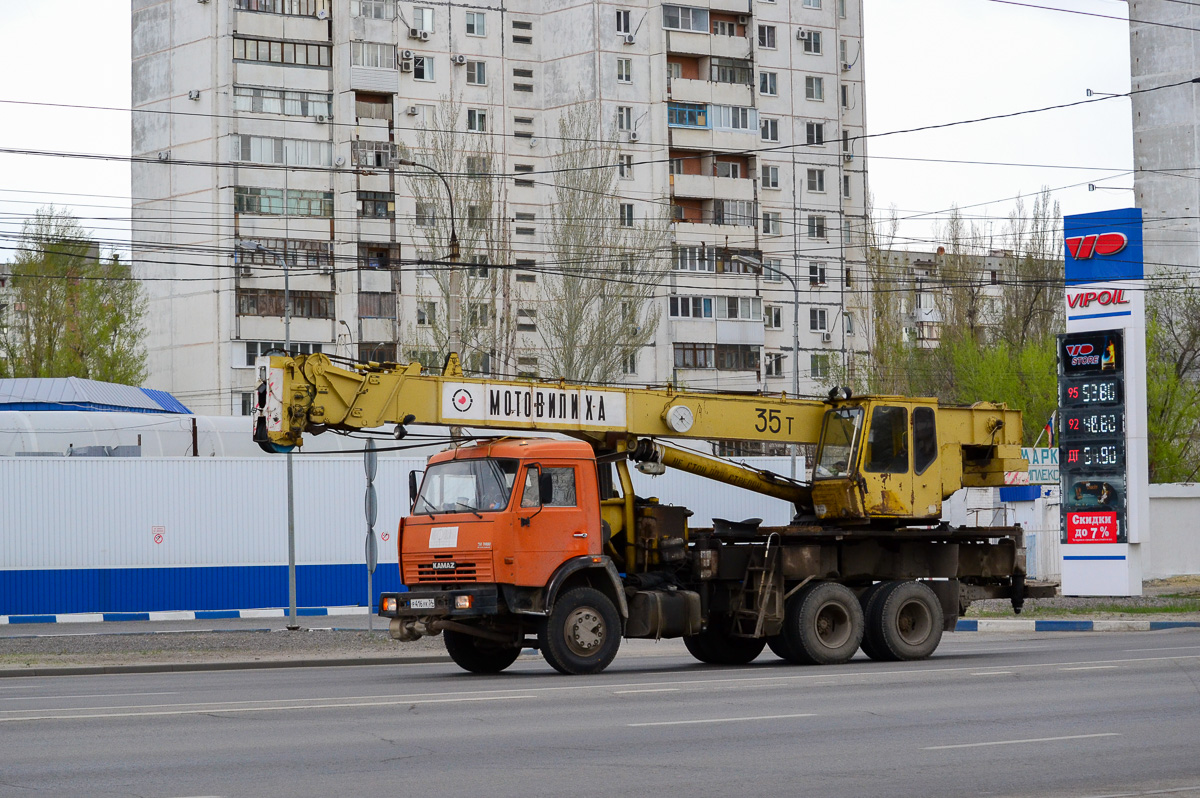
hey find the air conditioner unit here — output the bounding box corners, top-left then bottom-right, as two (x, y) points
(408, 27), (422, 39)
(240, 265), (253, 277)
(795, 28), (806, 40)
(419, 30), (431, 41)
(841, 62), (851, 71)
(843, 152), (854, 162)
(623, 33), (636, 45)
(316, 114), (331, 123)
(188, 89), (201, 101)
(737, 15), (749, 24)
(452, 54), (466, 65)
(821, 332), (832, 343)
(316, 8), (328, 19)
(405, 105), (420, 115)
(400, 60), (414, 73)
(157, 151), (170, 161)
(628, 130), (640, 141)
(401, 49), (415, 60)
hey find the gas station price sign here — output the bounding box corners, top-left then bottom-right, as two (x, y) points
(1058, 330), (1127, 544)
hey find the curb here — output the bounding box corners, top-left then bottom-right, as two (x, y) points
(1, 606), (370, 625)
(955, 619), (1200, 632)
(0, 655), (453, 679)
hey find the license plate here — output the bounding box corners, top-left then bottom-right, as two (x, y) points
(408, 598), (436, 609)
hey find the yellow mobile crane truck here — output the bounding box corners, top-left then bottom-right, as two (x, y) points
(254, 352), (1051, 675)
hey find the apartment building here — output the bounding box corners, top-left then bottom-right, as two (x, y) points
(132, 0), (869, 415)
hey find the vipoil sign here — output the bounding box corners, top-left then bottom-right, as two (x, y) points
(1057, 207), (1149, 598)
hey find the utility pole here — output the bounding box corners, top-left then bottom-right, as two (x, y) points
(399, 158), (461, 358)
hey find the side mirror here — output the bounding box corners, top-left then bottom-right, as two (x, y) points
(539, 473), (554, 505)
(408, 470), (422, 510)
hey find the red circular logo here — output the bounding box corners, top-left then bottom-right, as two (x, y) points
(451, 389), (473, 412)
(153, 533), (164, 545)
(381, 532), (391, 541)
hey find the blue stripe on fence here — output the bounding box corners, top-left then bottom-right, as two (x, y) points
(0, 565), (406, 616)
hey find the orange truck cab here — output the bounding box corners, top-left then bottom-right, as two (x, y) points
(379, 438), (631, 674)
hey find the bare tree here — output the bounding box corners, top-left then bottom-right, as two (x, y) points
(999, 188), (1064, 347)
(538, 100), (670, 384)
(399, 97), (520, 376)
(859, 191), (908, 394)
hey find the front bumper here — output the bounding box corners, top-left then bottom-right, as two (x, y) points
(378, 585), (501, 620)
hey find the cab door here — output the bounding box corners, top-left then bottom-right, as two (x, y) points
(859, 404), (914, 518)
(910, 404), (942, 519)
(512, 462), (592, 587)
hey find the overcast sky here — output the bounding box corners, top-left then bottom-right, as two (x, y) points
(0, 0), (1134, 257)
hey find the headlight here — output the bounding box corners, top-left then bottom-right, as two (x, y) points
(382, 596), (397, 613)
(454, 595), (473, 610)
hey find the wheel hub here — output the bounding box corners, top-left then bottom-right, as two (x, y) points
(896, 600), (932, 645)
(565, 607), (604, 656)
(814, 601), (852, 648)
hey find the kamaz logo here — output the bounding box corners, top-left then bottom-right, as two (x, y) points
(1065, 344), (1094, 357)
(1065, 232), (1128, 260)
(430, 561), (457, 570)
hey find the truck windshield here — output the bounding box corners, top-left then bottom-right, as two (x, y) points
(414, 458), (520, 514)
(814, 407), (863, 479)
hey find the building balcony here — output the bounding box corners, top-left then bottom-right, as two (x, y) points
(708, 0), (753, 14)
(670, 172), (714, 199)
(669, 78), (753, 108)
(713, 175), (755, 200)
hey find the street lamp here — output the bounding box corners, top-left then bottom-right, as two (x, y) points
(736, 255), (802, 480)
(239, 240), (299, 632)
(397, 158), (462, 358)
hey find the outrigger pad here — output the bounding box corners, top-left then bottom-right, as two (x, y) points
(712, 517), (763, 535)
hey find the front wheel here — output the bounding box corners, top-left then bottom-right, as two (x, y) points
(443, 628), (522, 674)
(539, 587), (621, 675)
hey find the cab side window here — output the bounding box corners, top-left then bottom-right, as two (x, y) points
(520, 467), (540, 508)
(912, 406), (937, 475)
(544, 467), (577, 507)
(864, 405), (908, 473)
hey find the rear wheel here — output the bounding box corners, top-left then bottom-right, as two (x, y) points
(539, 587), (621, 675)
(866, 580), (944, 661)
(857, 581), (892, 661)
(443, 628), (522, 674)
(780, 582), (864, 665)
(684, 614), (766, 665)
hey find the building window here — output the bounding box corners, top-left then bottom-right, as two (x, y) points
(235, 86), (332, 117)
(757, 25), (776, 48)
(239, 0), (330, 15)
(674, 342), (714, 369)
(468, 303), (490, 326)
(352, 139), (397, 168)
(806, 122), (824, 145)
(844, 312), (855, 335)
(466, 155), (491, 175)
(761, 118), (779, 142)
(807, 215), (827, 239)
(715, 199), (756, 227)
(233, 135), (332, 167)
(712, 58), (753, 85)
(843, 174), (851, 199)
(622, 351), (637, 375)
(413, 6), (434, 31)
(517, 308), (537, 332)
(663, 5), (709, 32)
(809, 262), (826, 285)
(807, 168), (825, 193)
(243, 340), (323, 368)
(714, 160), (741, 178)
(413, 55), (434, 81)
(466, 61), (487, 85)
(619, 203), (634, 226)
(237, 289), (334, 319)
(352, 0), (394, 19)
(358, 242), (398, 270)
(617, 9), (631, 32)
(669, 296), (713, 318)
(764, 305), (782, 329)
(235, 187), (333, 217)
(762, 211), (782, 235)
(765, 352), (784, 377)
(763, 258), (783, 282)
(465, 11), (486, 35)
(416, 301), (436, 326)
(712, 105), (757, 131)
(716, 344), (760, 371)
(513, 163), (535, 186)
(804, 0), (821, 7)
(351, 41), (396, 69)
(713, 19), (739, 35)
(674, 246), (713, 272)
(759, 71), (777, 96)
(716, 296), (763, 321)
(467, 256), (490, 278)
(357, 191), (394, 218)
(839, 0), (846, 16)
(667, 102), (707, 128)
(805, 75), (824, 101)
(233, 36), (332, 68)
(359, 291), (396, 319)
(811, 353), (831, 379)
(467, 205), (485, 228)
(467, 108), (488, 132)
(415, 202), (436, 227)
(618, 154), (634, 179)
(800, 30), (822, 54)
(616, 105), (633, 131)
(761, 164), (779, 188)
(809, 307), (827, 331)
(617, 57), (632, 83)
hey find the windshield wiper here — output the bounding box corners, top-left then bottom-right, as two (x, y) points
(455, 501), (483, 519)
(414, 495), (437, 518)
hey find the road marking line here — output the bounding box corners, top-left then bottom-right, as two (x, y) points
(2, 692), (181, 702)
(0, 694), (537, 723)
(1078, 785), (1200, 798)
(971, 671), (1014, 676)
(1060, 665), (1121, 671)
(1123, 645), (1200, 652)
(629, 713), (816, 727)
(613, 688), (679, 694)
(923, 732), (1120, 750)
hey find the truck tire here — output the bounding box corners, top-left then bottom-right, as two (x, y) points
(443, 629), (522, 674)
(857, 581), (892, 661)
(866, 580), (943, 661)
(538, 587), (621, 675)
(684, 615), (766, 665)
(780, 582), (864, 665)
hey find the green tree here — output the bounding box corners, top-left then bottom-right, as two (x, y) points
(1145, 276), (1200, 482)
(0, 207), (147, 384)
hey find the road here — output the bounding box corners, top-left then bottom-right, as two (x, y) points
(2, 630), (1199, 798)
